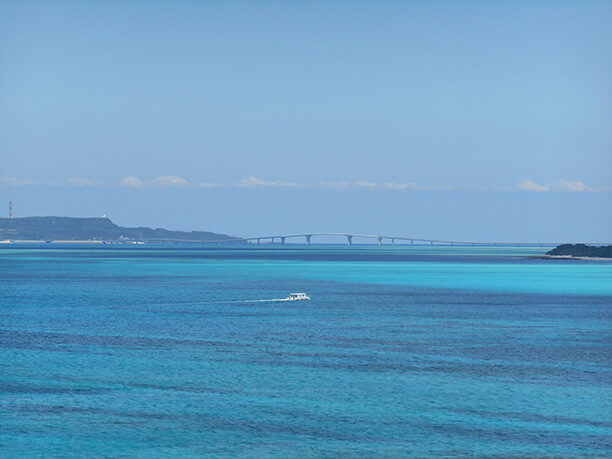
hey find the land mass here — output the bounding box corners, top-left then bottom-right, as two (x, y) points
(545, 244), (612, 259)
(0, 216), (238, 242)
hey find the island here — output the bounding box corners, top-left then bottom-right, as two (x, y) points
(544, 244), (612, 259)
(0, 216), (240, 243)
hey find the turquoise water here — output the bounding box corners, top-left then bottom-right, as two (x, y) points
(1, 245), (611, 456)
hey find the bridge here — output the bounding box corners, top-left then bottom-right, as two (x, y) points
(139, 232), (582, 247)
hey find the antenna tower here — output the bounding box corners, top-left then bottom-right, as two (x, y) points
(8, 201), (13, 218)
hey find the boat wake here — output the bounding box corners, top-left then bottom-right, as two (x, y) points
(124, 293), (310, 308)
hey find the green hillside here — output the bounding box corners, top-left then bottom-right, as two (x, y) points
(0, 217), (238, 242)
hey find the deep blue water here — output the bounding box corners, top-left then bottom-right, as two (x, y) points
(1, 245), (611, 457)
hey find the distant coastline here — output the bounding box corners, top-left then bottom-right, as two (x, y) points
(0, 216), (238, 243)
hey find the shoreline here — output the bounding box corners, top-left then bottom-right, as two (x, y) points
(1, 240), (126, 244)
(531, 254), (612, 261)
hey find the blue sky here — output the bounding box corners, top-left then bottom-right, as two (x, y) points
(1, 0), (610, 241)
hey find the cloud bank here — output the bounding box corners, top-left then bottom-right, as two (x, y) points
(517, 179), (549, 192)
(236, 176), (300, 188)
(236, 178), (452, 191)
(118, 176), (220, 189)
(67, 177), (102, 187)
(119, 176), (145, 189)
(516, 179), (606, 192)
(355, 181), (454, 191)
(1, 176), (42, 186)
(1, 175), (608, 193)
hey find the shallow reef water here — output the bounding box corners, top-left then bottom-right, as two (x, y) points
(1, 245), (611, 456)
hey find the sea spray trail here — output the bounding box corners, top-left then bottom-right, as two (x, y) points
(120, 294), (310, 308)
(24, 298), (299, 312)
(197, 297), (294, 304)
(120, 297), (296, 308)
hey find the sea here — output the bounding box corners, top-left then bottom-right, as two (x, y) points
(1, 244), (611, 457)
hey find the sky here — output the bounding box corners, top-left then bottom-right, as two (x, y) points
(0, 0), (610, 242)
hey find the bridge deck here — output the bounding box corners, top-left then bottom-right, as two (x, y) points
(136, 232), (603, 247)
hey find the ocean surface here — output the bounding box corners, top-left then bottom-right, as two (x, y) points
(1, 245), (611, 457)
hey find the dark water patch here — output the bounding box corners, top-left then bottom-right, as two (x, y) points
(442, 343), (612, 367)
(13, 399), (602, 452)
(252, 329), (610, 364)
(21, 374), (253, 398)
(255, 405), (612, 452)
(2, 403), (385, 443)
(244, 354), (612, 386)
(264, 350), (382, 361)
(330, 286), (612, 317)
(127, 382), (243, 396)
(0, 274), (198, 285)
(0, 381), (106, 395)
(445, 407), (612, 429)
(419, 420), (612, 451)
(0, 328), (247, 351)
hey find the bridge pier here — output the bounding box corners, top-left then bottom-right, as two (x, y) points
(346, 235), (353, 246)
(271, 237), (274, 245)
(392, 238), (395, 246)
(257, 238), (260, 245)
(411, 239), (414, 245)
(281, 236), (286, 245)
(377, 236), (382, 246)
(305, 235), (311, 246)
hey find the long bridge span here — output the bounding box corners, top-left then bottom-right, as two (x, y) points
(140, 232), (583, 247)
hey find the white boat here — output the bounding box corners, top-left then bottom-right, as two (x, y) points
(287, 292), (310, 301)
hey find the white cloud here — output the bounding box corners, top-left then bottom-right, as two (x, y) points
(234, 178), (453, 191)
(236, 176), (268, 187)
(355, 180), (379, 188)
(550, 180), (593, 192)
(0, 176), (63, 186)
(382, 181), (424, 191)
(317, 181), (350, 190)
(67, 177), (99, 187)
(5, 174), (604, 194)
(353, 181), (453, 191)
(119, 175), (194, 189)
(516, 179), (604, 192)
(517, 179), (549, 192)
(236, 176), (299, 188)
(150, 175), (191, 188)
(1, 176), (38, 186)
(119, 176), (145, 188)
